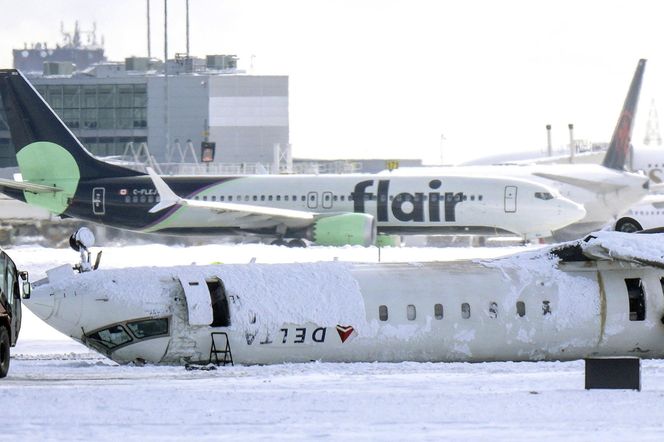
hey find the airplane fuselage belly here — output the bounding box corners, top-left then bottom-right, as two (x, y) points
(27, 258), (664, 365)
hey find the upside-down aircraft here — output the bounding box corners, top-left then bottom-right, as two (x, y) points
(0, 69), (584, 246)
(25, 230), (664, 365)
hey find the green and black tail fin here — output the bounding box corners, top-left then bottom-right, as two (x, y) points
(601, 59), (646, 171)
(0, 69), (143, 180)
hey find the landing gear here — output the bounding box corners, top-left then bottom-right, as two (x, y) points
(270, 238), (288, 246)
(270, 238), (307, 248)
(287, 239), (307, 248)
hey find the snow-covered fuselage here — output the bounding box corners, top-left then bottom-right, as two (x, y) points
(26, 234), (664, 365)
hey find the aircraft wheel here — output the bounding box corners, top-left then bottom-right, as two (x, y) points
(615, 218), (642, 233)
(271, 238), (288, 246)
(287, 239), (307, 248)
(0, 326), (10, 378)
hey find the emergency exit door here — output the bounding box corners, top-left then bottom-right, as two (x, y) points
(504, 186), (517, 213)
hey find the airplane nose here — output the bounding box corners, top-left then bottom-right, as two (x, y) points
(23, 277), (83, 338)
(23, 285), (56, 322)
(559, 198), (587, 224)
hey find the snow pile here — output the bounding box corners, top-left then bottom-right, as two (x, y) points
(211, 262), (369, 335)
(41, 261), (369, 336)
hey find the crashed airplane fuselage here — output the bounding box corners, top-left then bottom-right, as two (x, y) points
(26, 232), (664, 365)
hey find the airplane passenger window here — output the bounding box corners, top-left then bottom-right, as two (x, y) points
(276, 196), (281, 201)
(542, 301), (551, 315)
(244, 196), (249, 202)
(434, 304), (443, 320)
(461, 303), (471, 319)
(140, 195), (146, 203)
(127, 318), (169, 339)
(470, 195), (475, 201)
(301, 196), (306, 201)
(489, 302), (498, 319)
(333, 195), (338, 201)
(379, 305), (388, 321)
(203, 196), (207, 201)
(407, 304), (416, 321)
(211, 196), (216, 201)
(340, 195), (345, 201)
(285, 195), (289, 201)
(228, 196), (232, 201)
(268, 196), (273, 201)
(125, 196), (131, 203)
(260, 195), (265, 201)
(516, 301), (526, 317)
(132, 195), (138, 203)
(253, 195), (257, 201)
(148, 196), (154, 203)
(478, 195), (483, 201)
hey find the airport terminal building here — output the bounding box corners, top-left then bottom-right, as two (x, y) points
(1, 53), (289, 170)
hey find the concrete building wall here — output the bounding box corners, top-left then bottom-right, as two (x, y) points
(147, 75), (209, 163)
(207, 76), (289, 163)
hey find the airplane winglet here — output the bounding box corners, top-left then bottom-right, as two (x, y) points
(146, 167), (182, 213)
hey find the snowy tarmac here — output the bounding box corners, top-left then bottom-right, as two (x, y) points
(3, 242), (664, 440)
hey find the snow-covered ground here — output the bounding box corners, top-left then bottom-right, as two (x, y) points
(4, 242), (664, 441)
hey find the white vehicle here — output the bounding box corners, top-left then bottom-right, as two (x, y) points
(395, 60), (650, 241)
(613, 195), (664, 232)
(0, 69), (584, 245)
(25, 229), (664, 365)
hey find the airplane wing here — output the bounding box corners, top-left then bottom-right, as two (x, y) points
(146, 168), (316, 229)
(532, 172), (629, 193)
(0, 178), (63, 194)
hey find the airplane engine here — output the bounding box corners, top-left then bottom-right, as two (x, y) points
(307, 213), (376, 246)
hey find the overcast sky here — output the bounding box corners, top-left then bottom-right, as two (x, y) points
(1, 0), (663, 164)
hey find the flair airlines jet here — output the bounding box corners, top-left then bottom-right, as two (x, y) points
(0, 69), (584, 246)
(394, 59), (651, 241)
(25, 230), (664, 365)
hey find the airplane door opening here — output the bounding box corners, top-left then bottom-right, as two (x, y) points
(207, 279), (230, 327)
(92, 187), (105, 215)
(504, 186), (517, 213)
(322, 191), (333, 209)
(307, 192), (319, 209)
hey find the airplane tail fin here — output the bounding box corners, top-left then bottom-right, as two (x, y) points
(601, 59), (646, 170)
(0, 69), (142, 181)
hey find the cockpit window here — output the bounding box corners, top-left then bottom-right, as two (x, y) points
(86, 325), (133, 349)
(127, 318), (169, 339)
(534, 192), (554, 200)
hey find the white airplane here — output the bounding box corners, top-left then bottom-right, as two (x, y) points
(24, 229), (664, 365)
(395, 59), (651, 241)
(0, 68), (583, 245)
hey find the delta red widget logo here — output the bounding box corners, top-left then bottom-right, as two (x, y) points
(336, 325), (356, 343)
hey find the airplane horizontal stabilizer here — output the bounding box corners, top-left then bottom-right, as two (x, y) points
(0, 178), (63, 194)
(532, 172), (628, 193)
(146, 167), (182, 213)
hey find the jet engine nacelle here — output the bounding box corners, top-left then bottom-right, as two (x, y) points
(307, 213), (376, 246)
